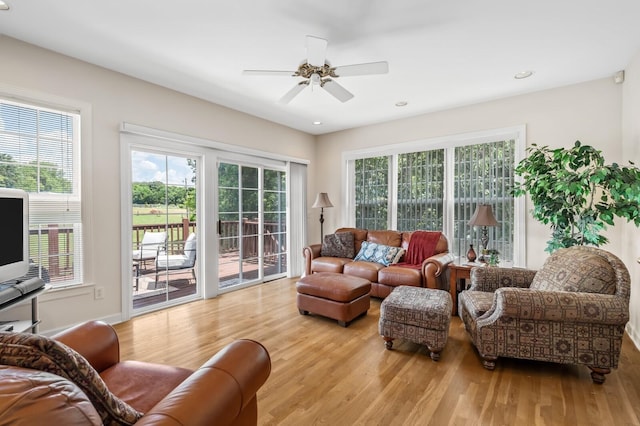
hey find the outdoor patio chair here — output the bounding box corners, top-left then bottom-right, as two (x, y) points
(132, 231), (167, 270)
(155, 233), (197, 286)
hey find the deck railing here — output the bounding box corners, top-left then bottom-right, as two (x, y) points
(133, 218), (284, 257)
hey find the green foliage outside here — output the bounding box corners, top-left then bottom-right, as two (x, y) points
(0, 153), (71, 192)
(512, 141), (640, 252)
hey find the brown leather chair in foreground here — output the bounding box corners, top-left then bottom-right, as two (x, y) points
(0, 320), (271, 425)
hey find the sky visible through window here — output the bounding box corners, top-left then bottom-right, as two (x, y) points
(131, 151), (194, 185)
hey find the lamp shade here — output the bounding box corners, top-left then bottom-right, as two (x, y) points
(312, 192), (333, 209)
(468, 204), (498, 227)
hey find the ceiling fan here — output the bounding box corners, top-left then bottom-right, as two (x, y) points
(243, 35), (389, 104)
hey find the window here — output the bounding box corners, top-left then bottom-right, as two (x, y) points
(397, 150), (444, 231)
(354, 156), (389, 230)
(0, 98), (82, 286)
(347, 127), (524, 264)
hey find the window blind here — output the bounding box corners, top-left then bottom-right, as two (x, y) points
(0, 98), (83, 286)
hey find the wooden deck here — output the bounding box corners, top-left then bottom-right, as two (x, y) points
(131, 254), (286, 310)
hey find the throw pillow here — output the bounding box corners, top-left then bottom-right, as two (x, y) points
(353, 241), (405, 266)
(321, 232), (355, 258)
(0, 332), (143, 425)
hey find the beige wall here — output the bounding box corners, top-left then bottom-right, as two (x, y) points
(0, 36), (315, 332)
(621, 50), (640, 347)
(316, 78), (623, 266)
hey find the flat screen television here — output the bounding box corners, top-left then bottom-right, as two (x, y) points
(0, 188), (29, 283)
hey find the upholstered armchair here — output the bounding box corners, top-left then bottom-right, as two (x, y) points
(458, 246), (630, 384)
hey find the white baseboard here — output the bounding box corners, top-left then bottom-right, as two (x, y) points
(41, 312), (125, 336)
(626, 322), (640, 350)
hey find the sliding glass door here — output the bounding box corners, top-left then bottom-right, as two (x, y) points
(122, 127), (300, 318)
(130, 150), (199, 312)
(217, 161), (287, 290)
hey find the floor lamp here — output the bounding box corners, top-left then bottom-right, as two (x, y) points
(468, 204), (498, 262)
(312, 192), (333, 242)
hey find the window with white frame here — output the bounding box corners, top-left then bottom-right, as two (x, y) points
(347, 128), (524, 264)
(0, 97), (82, 286)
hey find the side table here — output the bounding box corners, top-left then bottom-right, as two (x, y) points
(448, 262), (483, 315)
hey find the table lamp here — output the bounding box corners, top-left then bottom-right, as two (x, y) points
(468, 204), (498, 262)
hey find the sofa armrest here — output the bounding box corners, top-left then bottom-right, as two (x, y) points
(422, 252), (454, 275)
(421, 252), (455, 289)
(136, 339), (271, 426)
(52, 320), (120, 373)
(302, 244), (322, 277)
(468, 267), (537, 293)
(487, 288), (630, 325)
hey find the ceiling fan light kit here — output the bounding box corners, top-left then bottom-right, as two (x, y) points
(244, 35), (388, 104)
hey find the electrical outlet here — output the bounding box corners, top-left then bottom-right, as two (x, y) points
(94, 286), (104, 300)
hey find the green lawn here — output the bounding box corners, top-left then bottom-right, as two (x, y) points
(132, 205), (189, 226)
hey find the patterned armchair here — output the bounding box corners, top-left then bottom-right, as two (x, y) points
(458, 246), (630, 384)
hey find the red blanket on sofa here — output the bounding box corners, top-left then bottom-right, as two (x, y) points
(398, 231), (441, 268)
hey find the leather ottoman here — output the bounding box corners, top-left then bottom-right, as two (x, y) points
(296, 272), (371, 327)
(379, 286), (452, 360)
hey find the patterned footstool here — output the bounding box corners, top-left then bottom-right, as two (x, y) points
(379, 286), (452, 361)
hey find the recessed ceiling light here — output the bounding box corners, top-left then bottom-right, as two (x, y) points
(395, 101), (408, 107)
(312, 121), (322, 125)
(0, 1), (9, 10)
(514, 70), (534, 79)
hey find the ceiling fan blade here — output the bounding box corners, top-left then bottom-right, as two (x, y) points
(333, 61), (389, 77)
(278, 81), (308, 104)
(306, 35), (328, 67)
(242, 69), (296, 76)
(321, 79), (354, 103)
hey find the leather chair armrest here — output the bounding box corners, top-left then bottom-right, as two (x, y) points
(468, 267), (537, 293)
(302, 244), (322, 277)
(52, 320), (120, 373)
(486, 288), (630, 324)
(136, 339), (271, 426)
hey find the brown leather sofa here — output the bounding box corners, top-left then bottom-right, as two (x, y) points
(303, 228), (454, 298)
(0, 320), (271, 425)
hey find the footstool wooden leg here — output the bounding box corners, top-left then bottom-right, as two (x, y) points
(298, 309), (309, 315)
(481, 356), (497, 370)
(589, 367), (610, 384)
(338, 320), (349, 327)
(428, 347), (441, 361)
(383, 336), (394, 350)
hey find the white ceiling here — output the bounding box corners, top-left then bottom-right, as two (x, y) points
(2, 0), (640, 135)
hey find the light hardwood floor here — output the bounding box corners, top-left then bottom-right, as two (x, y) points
(113, 278), (640, 425)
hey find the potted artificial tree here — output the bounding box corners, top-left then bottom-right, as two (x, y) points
(512, 141), (640, 253)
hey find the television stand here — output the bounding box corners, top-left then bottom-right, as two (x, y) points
(0, 279), (50, 333)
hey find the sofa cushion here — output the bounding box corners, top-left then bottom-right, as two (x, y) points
(378, 265), (423, 287)
(311, 257), (353, 273)
(530, 247), (617, 295)
(0, 332), (143, 425)
(458, 290), (495, 319)
(367, 230), (402, 247)
(321, 232), (355, 258)
(343, 261), (386, 283)
(353, 241), (405, 266)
